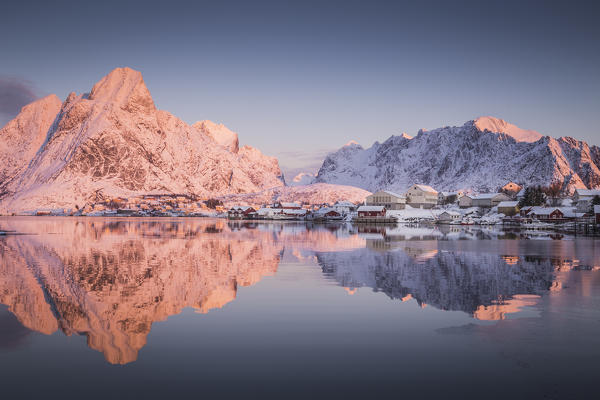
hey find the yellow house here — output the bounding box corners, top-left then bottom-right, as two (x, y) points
(405, 184), (438, 209)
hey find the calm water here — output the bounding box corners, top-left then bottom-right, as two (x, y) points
(1, 217), (599, 399)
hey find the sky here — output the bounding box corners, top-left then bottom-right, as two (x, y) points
(1, 0), (599, 179)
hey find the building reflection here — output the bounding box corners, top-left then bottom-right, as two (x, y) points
(0, 218), (598, 364)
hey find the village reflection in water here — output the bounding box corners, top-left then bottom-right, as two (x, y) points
(0, 217), (599, 364)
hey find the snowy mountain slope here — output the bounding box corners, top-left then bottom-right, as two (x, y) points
(193, 120), (239, 153)
(289, 172), (316, 186)
(0, 95), (62, 192)
(218, 183), (370, 207)
(0, 67), (285, 213)
(474, 116), (542, 142)
(315, 117), (600, 193)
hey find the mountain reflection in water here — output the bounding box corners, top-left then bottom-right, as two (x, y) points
(0, 217), (599, 365)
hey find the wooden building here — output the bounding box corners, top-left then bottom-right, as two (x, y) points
(497, 201), (520, 216)
(366, 190), (406, 210)
(357, 205), (386, 217)
(405, 184), (438, 209)
(471, 193), (510, 208)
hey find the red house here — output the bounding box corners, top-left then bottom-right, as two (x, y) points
(227, 206), (257, 219)
(357, 205), (386, 217)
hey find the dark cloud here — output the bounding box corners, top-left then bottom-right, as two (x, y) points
(0, 76), (37, 119)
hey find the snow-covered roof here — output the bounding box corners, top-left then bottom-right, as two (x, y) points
(412, 184), (438, 194)
(333, 200), (355, 206)
(257, 207), (280, 215)
(575, 189), (600, 197)
(595, 205), (600, 214)
(439, 191), (457, 197)
(381, 190), (405, 198)
(315, 207), (335, 214)
(439, 211), (461, 216)
(229, 206), (254, 212)
(472, 193), (504, 200)
(284, 209), (307, 215)
(358, 205), (385, 212)
(529, 207), (563, 215)
(517, 188), (526, 197)
(497, 201), (519, 207)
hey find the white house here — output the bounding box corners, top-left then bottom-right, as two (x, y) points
(366, 190), (406, 210)
(459, 195), (473, 208)
(437, 211), (461, 223)
(257, 207), (282, 218)
(438, 191), (460, 204)
(331, 200), (357, 214)
(573, 189), (600, 212)
(472, 193), (510, 208)
(573, 189), (600, 204)
(405, 184), (438, 209)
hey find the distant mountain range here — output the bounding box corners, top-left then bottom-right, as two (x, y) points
(315, 116), (600, 194)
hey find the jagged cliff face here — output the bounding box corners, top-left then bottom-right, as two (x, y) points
(0, 68), (285, 213)
(315, 116), (600, 193)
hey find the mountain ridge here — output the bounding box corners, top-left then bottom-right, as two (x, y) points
(315, 118), (600, 193)
(0, 67), (286, 213)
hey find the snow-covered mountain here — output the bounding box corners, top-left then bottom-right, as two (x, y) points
(0, 67), (286, 213)
(289, 172), (316, 186)
(315, 116), (600, 193)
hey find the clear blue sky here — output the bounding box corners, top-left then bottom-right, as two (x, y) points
(1, 0), (598, 178)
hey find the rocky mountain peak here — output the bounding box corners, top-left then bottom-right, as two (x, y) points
(193, 120), (239, 153)
(88, 67), (155, 113)
(473, 116), (543, 143)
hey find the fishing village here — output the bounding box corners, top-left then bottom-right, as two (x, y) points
(17, 182), (600, 236)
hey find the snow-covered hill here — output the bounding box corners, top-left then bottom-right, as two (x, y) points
(218, 183), (370, 207)
(289, 172), (316, 186)
(315, 117), (600, 193)
(0, 68), (286, 213)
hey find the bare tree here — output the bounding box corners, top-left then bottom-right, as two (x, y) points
(543, 182), (563, 206)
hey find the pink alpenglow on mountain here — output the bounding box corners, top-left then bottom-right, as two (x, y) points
(290, 172), (316, 186)
(474, 116), (543, 143)
(193, 120), (240, 153)
(0, 67), (285, 214)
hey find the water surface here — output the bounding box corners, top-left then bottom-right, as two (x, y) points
(1, 217), (599, 399)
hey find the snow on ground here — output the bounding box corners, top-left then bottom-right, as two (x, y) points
(218, 183), (370, 207)
(387, 206), (443, 221)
